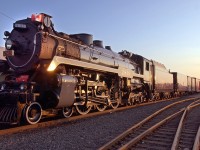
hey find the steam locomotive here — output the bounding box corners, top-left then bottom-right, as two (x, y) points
(0, 13), (199, 125)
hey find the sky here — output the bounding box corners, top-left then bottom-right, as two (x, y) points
(0, 0), (200, 78)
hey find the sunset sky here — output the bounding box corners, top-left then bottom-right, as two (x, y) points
(0, 0), (199, 78)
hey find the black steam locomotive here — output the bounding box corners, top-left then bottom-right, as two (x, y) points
(0, 13), (199, 125)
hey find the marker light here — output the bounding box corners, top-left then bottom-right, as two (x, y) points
(31, 14), (43, 22)
(16, 75), (29, 82)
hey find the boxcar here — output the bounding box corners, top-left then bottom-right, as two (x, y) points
(191, 77), (196, 93)
(171, 72), (188, 95)
(187, 76), (192, 93)
(196, 78), (200, 92)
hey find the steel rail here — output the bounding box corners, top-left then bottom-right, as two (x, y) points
(0, 96), (185, 136)
(193, 126), (200, 150)
(99, 97), (196, 150)
(120, 99), (200, 150)
(171, 100), (200, 150)
(119, 109), (184, 150)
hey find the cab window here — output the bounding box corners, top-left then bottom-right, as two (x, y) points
(146, 62), (149, 71)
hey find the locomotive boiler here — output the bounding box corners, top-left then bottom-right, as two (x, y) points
(0, 13), (145, 124)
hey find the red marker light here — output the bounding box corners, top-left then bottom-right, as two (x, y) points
(31, 14), (36, 21)
(16, 75), (29, 82)
(31, 14), (43, 23)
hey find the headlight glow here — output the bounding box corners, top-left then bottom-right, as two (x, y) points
(20, 84), (27, 91)
(47, 61), (57, 71)
(5, 39), (13, 50)
(0, 84), (6, 90)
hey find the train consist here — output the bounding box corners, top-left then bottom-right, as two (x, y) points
(0, 13), (199, 125)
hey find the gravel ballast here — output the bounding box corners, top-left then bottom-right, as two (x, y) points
(0, 95), (199, 150)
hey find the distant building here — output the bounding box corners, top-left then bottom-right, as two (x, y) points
(0, 47), (6, 60)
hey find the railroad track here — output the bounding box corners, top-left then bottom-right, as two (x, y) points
(172, 101), (200, 150)
(0, 96), (195, 136)
(99, 97), (200, 150)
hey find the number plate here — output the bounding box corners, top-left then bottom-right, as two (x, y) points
(3, 50), (14, 57)
(14, 23), (27, 29)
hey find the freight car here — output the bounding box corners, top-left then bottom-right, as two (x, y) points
(172, 72), (188, 96)
(0, 13), (198, 125)
(196, 78), (200, 92)
(187, 76), (192, 93)
(191, 77), (196, 93)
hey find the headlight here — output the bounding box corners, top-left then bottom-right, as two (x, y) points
(0, 84), (6, 90)
(5, 39), (13, 50)
(20, 84), (27, 91)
